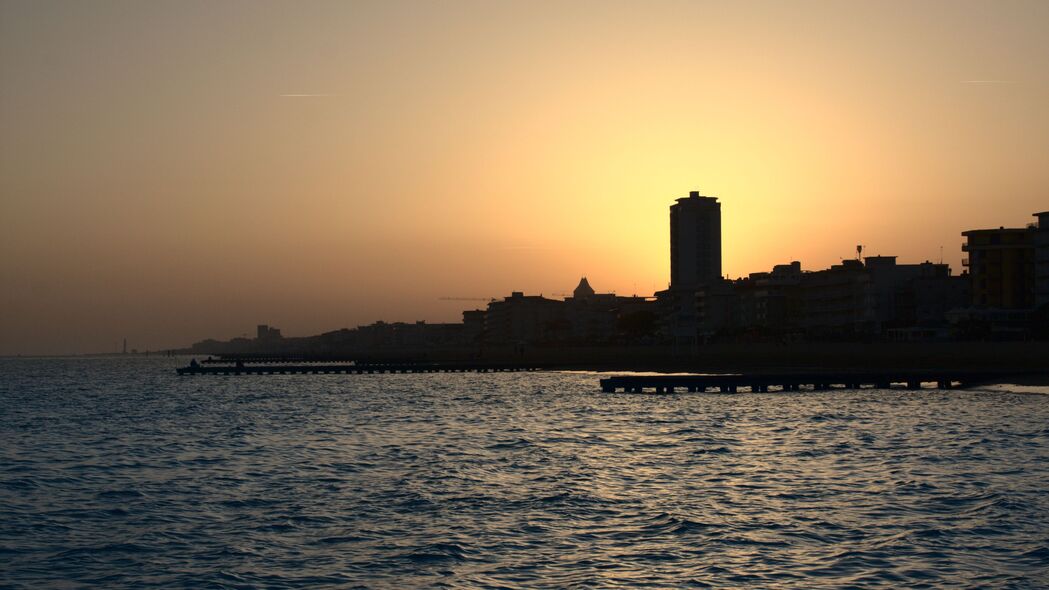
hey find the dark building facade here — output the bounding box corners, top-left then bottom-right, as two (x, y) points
(1034, 212), (1049, 309)
(563, 278), (656, 343)
(670, 191), (722, 290)
(963, 227), (1035, 309)
(481, 281), (657, 345)
(735, 261), (803, 332)
(483, 292), (566, 344)
(662, 191), (726, 344)
(256, 324), (282, 340)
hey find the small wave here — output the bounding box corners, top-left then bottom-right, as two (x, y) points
(640, 512), (714, 536)
(96, 489), (145, 500)
(692, 446), (731, 455)
(312, 534), (369, 545)
(719, 535), (790, 548)
(1, 478), (39, 490)
(1019, 546), (1049, 561)
(398, 542), (471, 564)
(220, 498), (276, 509)
(56, 542), (153, 558)
(486, 438), (533, 450)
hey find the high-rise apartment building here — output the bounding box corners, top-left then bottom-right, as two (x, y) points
(670, 191), (722, 290)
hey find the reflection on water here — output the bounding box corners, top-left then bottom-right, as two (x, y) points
(1, 357), (1047, 588)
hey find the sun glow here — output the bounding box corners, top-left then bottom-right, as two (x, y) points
(2, 1), (1048, 353)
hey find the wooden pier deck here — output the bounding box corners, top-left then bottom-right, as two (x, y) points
(599, 371), (1012, 393)
(176, 362), (541, 376)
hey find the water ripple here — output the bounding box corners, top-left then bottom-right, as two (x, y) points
(1, 357), (1047, 588)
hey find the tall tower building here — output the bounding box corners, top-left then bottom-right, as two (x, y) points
(670, 190), (722, 290)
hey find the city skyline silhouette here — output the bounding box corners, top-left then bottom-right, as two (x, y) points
(3, 5), (1049, 589)
(3, 1), (1049, 354)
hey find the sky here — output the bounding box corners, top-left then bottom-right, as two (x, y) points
(2, 0), (1048, 355)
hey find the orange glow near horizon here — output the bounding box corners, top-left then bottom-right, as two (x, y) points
(2, 1), (1048, 353)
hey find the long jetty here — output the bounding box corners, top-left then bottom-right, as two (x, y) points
(599, 370), (1013, 393)
(177, 362), (540, 376)
(197, 354), (401, 365)
(176, 358), (1036, 389)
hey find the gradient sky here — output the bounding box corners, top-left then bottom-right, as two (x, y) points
(2, 0), (1048, 354)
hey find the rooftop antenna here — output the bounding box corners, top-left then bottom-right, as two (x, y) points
(856, 245), (863, 260)
(939, 245), (943, 264)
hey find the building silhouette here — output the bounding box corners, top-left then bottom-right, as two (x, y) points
(484, 292), (565, 344)
(256, 324), (283, 340)
(462, 310), (486, 343)
(479, 281), (656, 344)
(185, 197), (1049, 355)
(953, 212), (1049, 337)
(659, 191), (731, 344)
(735, 261), (803, 331)
(573, 277), (596, 299)
(1034, 212), (1049, 308)
(563, 278), (654, 343)
(963, 226), (1035, 309)
(796, 257), (964, 338)
(670, 191), (722, 290)
(961, 212), (1049, 311)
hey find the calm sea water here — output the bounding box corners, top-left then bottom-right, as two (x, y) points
(1, 357), (1047, 589)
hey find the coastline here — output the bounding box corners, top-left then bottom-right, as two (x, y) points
(168, 341), (1049, 385)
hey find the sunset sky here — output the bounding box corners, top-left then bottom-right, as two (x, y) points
(2, 0), (1048, 354)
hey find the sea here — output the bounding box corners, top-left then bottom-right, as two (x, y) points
(1, 356), (1047, 589)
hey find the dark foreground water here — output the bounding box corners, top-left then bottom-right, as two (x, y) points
(1, 358), (1047, 589)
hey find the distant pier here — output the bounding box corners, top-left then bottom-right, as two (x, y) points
(177, 360), (1034, 390)
(599, 371), (1013, 393)
(198, 354), (379, 365)
(177, 361), (540, 376)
